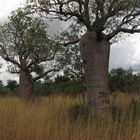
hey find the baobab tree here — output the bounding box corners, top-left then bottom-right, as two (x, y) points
(0, 8), (62, 100)
(28, 0), (140, 111)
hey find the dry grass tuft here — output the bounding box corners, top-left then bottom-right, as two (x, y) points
(0, 94), (140, 140)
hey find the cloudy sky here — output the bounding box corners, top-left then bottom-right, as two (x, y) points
(0, 0), (140, 84)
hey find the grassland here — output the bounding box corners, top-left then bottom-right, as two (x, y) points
(0, 93), (140, 140)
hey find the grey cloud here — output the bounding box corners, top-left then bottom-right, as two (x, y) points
(132, 64), (140, 73)
(47, 20), (69, 35)
(109, 34), (140, 72)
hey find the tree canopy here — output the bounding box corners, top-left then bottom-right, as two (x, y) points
(28, 0), (140, 41)
(0, 8), (62, 83)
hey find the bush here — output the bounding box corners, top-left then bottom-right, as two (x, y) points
(63, 81), (79, 96)
(0, 87), (13, 96)
(68, 103), (90, 121)
(111, 105), (122, 122)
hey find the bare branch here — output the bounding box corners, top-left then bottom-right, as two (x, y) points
(0, 44), (21, 68)
(8, 66), (20, 74)
(59, 38), (80, 46)
(120, 28), (140, 34)
(5, 56), (21, 68)
(107, 9), (140, 40)
(33, 67), (61, 82)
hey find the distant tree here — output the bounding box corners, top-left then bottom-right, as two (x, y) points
(6, 80), (18, 92)
(0, 80), (3, 87)
(0, 8), (62, 100)
(55, 75), (71, 83)
(109, 67), (134, 92)
(28, 0), (140, 111)
(130, 74), (140, 93)
(53, 75), (83, 96)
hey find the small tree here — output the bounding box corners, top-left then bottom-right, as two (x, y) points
(0, 8), (61, 100)
(109, 67), (134, 92)
(0, 80), (3, 87)
(7, 80), (18, 92)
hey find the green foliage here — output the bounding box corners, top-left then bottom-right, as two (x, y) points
(109, 67), (140, 93)
(33, 84), (54, 96)
(0, 80), (3, 87)
(0, 8), (61, 84)
(68, 103), (90, 121)
(33, 76), (85, 97)
(63, 81), (79, 96)
(0, 80), (18, 96)
(0, 87), (12, 96)
(54, 75), (85, 96)
(33, 67), (140, 97)
(31, 64), (44, 75)
(7, 80), (18, 92)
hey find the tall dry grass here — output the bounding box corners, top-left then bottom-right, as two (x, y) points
(0, 94), (140, 140)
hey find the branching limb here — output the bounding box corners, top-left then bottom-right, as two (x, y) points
(32, 67), (61, 82)
(59, 38), (80, 46)
(107, 10), (140, 40)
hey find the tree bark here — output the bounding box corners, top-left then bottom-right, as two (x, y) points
(80, 31), (111, 112)
(19, 58), (33, 101)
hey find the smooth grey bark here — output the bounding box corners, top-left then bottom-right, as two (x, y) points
(19, 58), (33, 101)
(80, 31), (110, 112)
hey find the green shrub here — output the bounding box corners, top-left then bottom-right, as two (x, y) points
(63, 81), (78, 96)
(111, 105), (122, 122)
(68, 103), (90, 121)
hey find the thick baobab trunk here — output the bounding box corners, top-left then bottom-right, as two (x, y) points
(19, 70), (33, 101)
(80, 31), (110, 112)
(19, 59), (33, 101)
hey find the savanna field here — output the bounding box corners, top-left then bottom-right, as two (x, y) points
(0, 93), (140, 140)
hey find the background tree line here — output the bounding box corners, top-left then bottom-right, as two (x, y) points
(0, 67), (140, 96)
